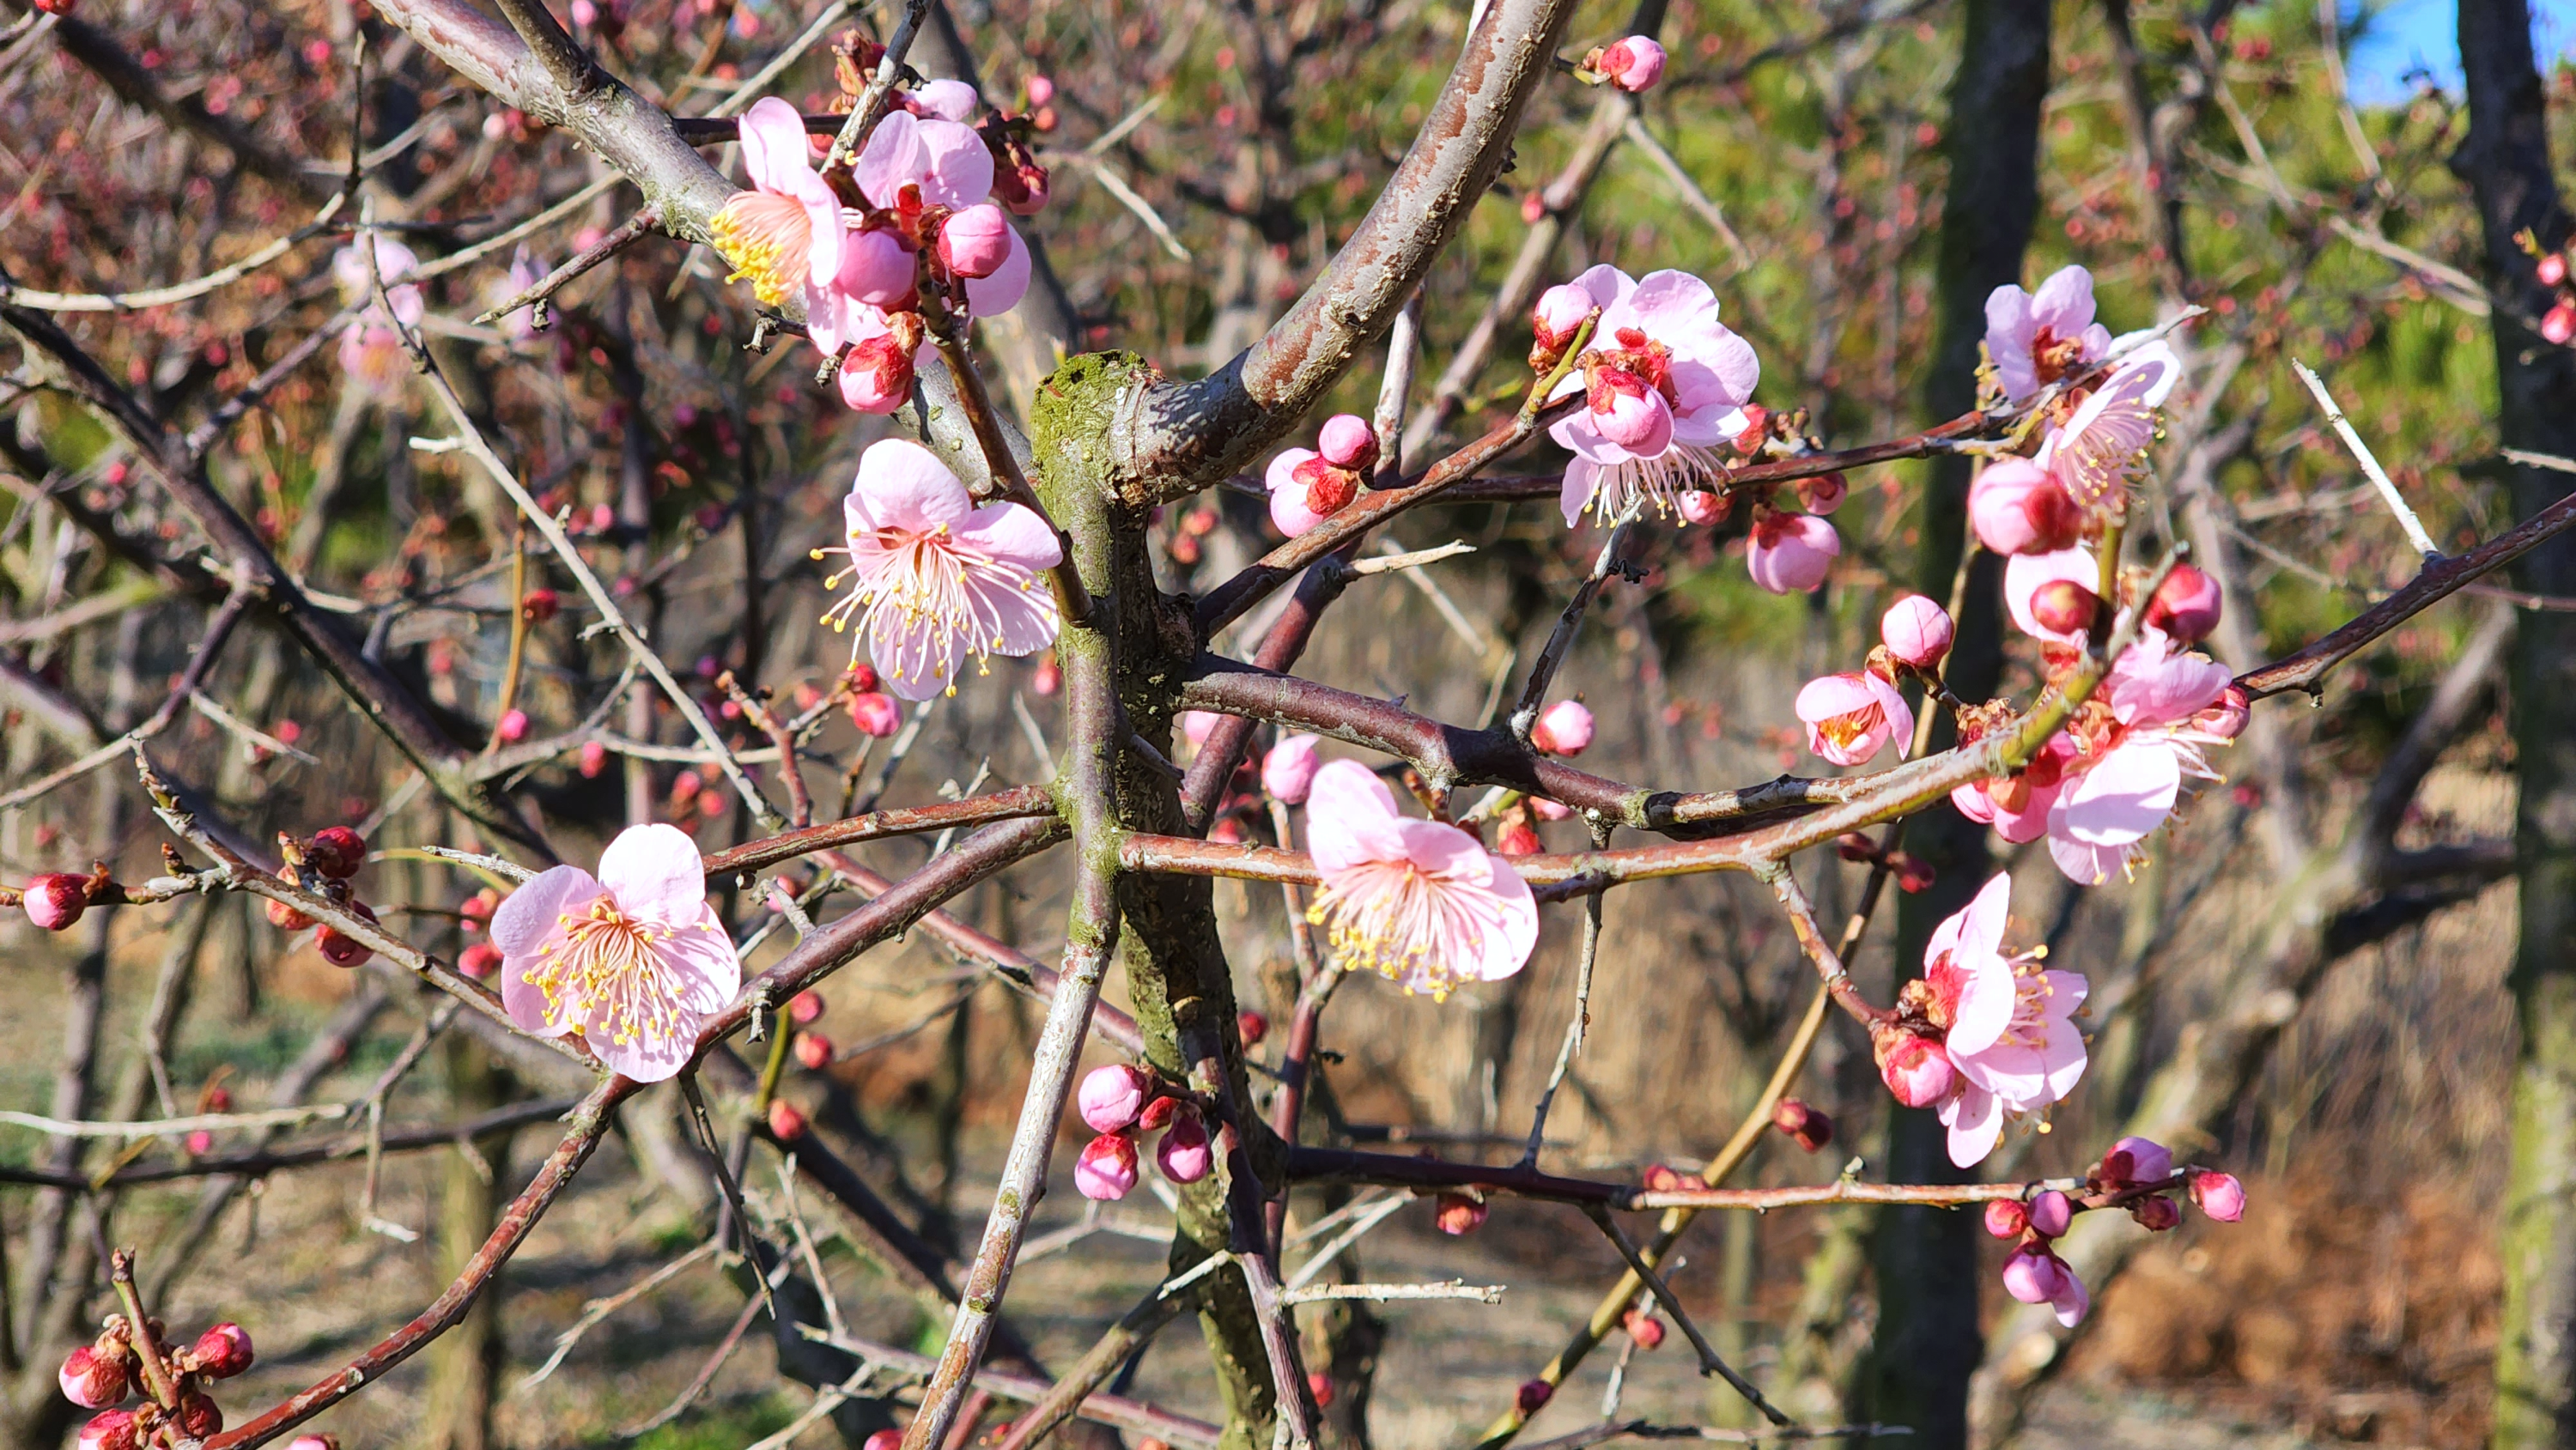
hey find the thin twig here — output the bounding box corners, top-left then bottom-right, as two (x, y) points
(2291, 358), (2440, 558)
(1582, 1204), (1791, 1428)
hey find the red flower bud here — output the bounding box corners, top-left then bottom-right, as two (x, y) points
(2130, 1194), (2182, 1232)
(22, 873), (88, 931)
(1835, 832), (1879, 863)
(316, 901), (379, 968)
(767, 1098), (809, 1140)
(2143, 562), (2223, 644)
(1984, 1199), (2028, 1239)
(77, 1410), (139, 1450)
(1620, 1308), (1665, 1349)
(459, 942), (502, 980)
(187, 1322), (253, 1379)
(2542, 252), (2567, 287)
(1771, 1097), (1833, 1153)
(173, 1386), (223, 1438)
(1496, 822), (1542, 856)
(1434, 1192), (1489, 1235)
(2027, 579), (2100, 636)
(307, 826), (366, 879)
(520, 587), (561, 622)
(264, 879), (315, 931)
(58, 1346), (131, 1409)
(1642, 1163), (1681, 1192)
(1516, 1379), (1554, 1414)
(793, 1034), (835, 1070)
(1236, 1010), (1268, 1047)
(1137, 1095), (1182, 1131)
(1795, 471), (1848, 515)
(1306, 1371), (1336, 1407)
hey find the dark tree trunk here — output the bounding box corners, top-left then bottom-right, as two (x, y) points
(2453, 3), (2576, 1444)
(1862, 2), (2051, 1446)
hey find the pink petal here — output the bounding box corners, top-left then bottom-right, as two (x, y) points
(2048, 834), (2127, 886)
(854, 112), (928, 209)
(1558, 458), (1601, 527)
(1569, 263), (1633, 313)
(2109, 635), (2232, 725)
(1866, 672), (1916, 759)
(1940, 1083), (2003, 1168)
(2004, 547), (2098, 644)
(957, 498), (1066, 572)
(1461, 859), (1540, 983)
(1608, 269), (1716, 339)
(962, 222), (1030, 315)
(2027, 264), (2098, 337)
(1304, 759), (1406, 872)
(2057, 741), (2181, 846)
(738, 98), (813, 192)
(1984, 284), (2038, 401)
(1946, 957), (2016, 1059)
(1668, 327), (1761, 441)
(589, 1007), (702, 1083)
(1390, 816), (1493, 882)
(492, 865), (599, 956)
(914, 116), (996, 208)
(836, 228), (918, 309)
(1954, 871), (2013, 964)
(659, 907), (744, 1012)
(850, 439), (973, 533)
(596, 822), (709, 925)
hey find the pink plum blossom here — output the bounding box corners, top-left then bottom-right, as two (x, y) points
(1968, 457), (2079, 556)
(854, 110), (1029, 315)
(1921, 873), (2088, 1168)
(494, 823), (739, 1083)
(1598, 36), (1666, 92)
(1547, 266), (1760, 522)
(2001, 1243), (2089, 1326)
(817, 440), (1062, 699)
(1530, 700), (1595, 755)
(1746, 512), (1841, 593)
(1264, 448), (1335, 537)
(1304, 759), (1539, 1000)
(1318, 413), (1379, 470)
(2041, 626), (2235, 884)
(1795, 670), (1913, 766)
(2192, 1171), (2245, 1222)
(708, 98), (844, 312)
(1156, 1110), (1213, 1183)
(1076, 1132), (1139, 1199)
(1264, 733), (1324, 804)
(1984, 265), (2111, 405)
(910, 78), (980, 122)
(332, 237), (425, 397)
(2004, 547), (2100, 646)
(2028, 343), (2182, 513)
(1881, 595), (1953, 668)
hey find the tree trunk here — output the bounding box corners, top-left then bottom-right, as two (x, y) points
(1862, 2), (2051, 1446)
(2454, 3), (2576, 1444)
(428, 1034), (518, 1450)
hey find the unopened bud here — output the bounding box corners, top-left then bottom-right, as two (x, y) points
(1530, 283), (1598, 371)
(1516, 1379), (1554, 1414)
(77, 1411), (139, 1450)
(1880, 595), (1953, 669)
(1890, 852), (1935, 894)
(1236, 1010), (1268, 1046)
(847, 691), (902, 737)
(1530, 699), (1595, 756)
(1771, 1097), (1833, 1153)
(1078, 1065), (1153, 1132)
(2144, 563), (2223, 643)
(1795, 471), (1847, 515)
(1874, 1028), (1956, 1108)
(1984, 1199), (2028, 1239)
(521, 587), (561, 622)
(265, 878), (315, 931)
(2131, 1194), (2182, 1231)
(1595, 35), (1665, 92)
(937, 204), (1014, 280)
(1642, 1163), (1681, 1192)
(23, 873), (88, 931)
(2544, 252), (2569, 287)
(1434, 1192), (1488, 1235)
(2190, 1171), (2245, 1222)
(186, 1322), (253, 1379)
(2027, 1188), (2074, 1238)
(2028, 579), (2100, 636)
(289, 1437), (343, 1450)
(173, 1386), (223, 1438)
(307, 826), (366, 879)
(1621, 1308), (1666, 1349)
(1497, 821), (1542, 856)
(1678, 488), (1728, 525)
(1075, 1132), (1139, 1199)
(766, 1098), (808, 1140)
(1138, 1095), (1182, 1131)
(793, 1034), (835, 1070)
(459, 942), (502, 980)
(58, 1346), (130, 1410)
(2547, 299), (2576, 345)
(1316, 414), (1379, 472)
(316, 901), (379, 968)
(1155, 1110), (1213, 1184)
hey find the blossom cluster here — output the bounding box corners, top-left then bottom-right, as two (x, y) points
(1984, 1136), (2245, 1326)
(60, 1313), (253, 1449)
(709, 83), (1044, 414)
(1072, 1064), (1217, 1199)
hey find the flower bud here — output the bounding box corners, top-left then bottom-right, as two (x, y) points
(839, 330), (919, 414)
(846, 663), (883, 695)
(2548, 300), (2576, 345)
(1138, 1095), (1182, 1131)
(289, 1436), (343, 1450)
(521, 587), (561, 622)
(1307, 1371), (1336, 1407)
(1262, 734), (1323, 804)
(1317, 414), (1379, 472)
(1597, 36), (1666, 91)
(187, 1322), (254, 1379)
(173, 1386), (223, 1438)
(847, 691), (902, 737)
(1587, 372), (1670, 450)
(2106, 1135), (2173, 1186)
(1291, 456), (1359, 517)
(1880, 595), (1953, 669)
(2545, 252), (2570, 287)
(2190, 1170), (2245, 1222)
(2027, 1188), (2074, 1238)
(1156, 1110), (1213, 1184)
(766, 1098), (808, 1140)
(864, 1433), (902, 1450)
(495, 708), (531, 743)
(913, 78), (979, 122)
(185, 1129), (213, 1154)
(1836, 832), (1879, 863)
(937, 204), (1014, 280)
(1530, 700), (1595, 756)
(580, 739), (610, 778)
(1621, 1308), (1665, 1349)
(2144, 563), (2223, 644)
(1434, 1192), (1488, 1235)
(1984, 1199), (2028, 1239)
(1874, 1029), (1955, 1108)
(308, 826), (367, 879)
(2000, 1245), (2071, 1307)
(2196, 683), (2251, 742)
(1516, 1379), (1554, 1414)
(793, 1033), (835, 1070)
(2027, 579), (2100, 637)
(1530, 284), (1598, 370)
(1891, 852), (1936, 895)
(77, 1410), (139, 1450)
(1641, 1163), (1681, 1192)
(2131, 1194), (2182, 1231)
(1075, 1132), (1139, 1199)
(1496, 822), (1542, 856)
(1771, 1097), (1833, 1153)
(316, 901), (379, 968)
(1078, 1064), (1152, 1133)
(459, 942), (502, 980)
(1677, 489), (1728, 525)
(58, 1346), (131, 1409)
(265, 877), (316, 931)
(1969, 458), (2080, 555)
(1032, 657), (1062, 695)
(1237, 1010), (1268, 1047)
(1795, 470), (1848, 515)
(23, 873), (88, 931)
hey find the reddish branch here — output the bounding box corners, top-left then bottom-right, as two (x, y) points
(699, 786), (1060, 880)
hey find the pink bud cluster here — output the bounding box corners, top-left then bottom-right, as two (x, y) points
(61, 1311), (254, 1449)
(2536, 242), (2576, 343)
(257, 828), (380, 969)
(1984, 1138), (2247, 1327)
(1072, 1064), (1215, 1199)
(1264, 415), (1379, 538)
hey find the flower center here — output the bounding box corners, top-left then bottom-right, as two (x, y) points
(1309, 860), (1495, 1003)
(2030, 325), (2085, 385)
(525, 895), (694, 1048)
(817, 522), (1047, 692)
(1817, 702), (1884, 750)
(710, 190), (814, 307)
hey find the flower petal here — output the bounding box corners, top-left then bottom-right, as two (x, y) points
(851, 438), (973, 533)
(1305, 759), (1406, 872)
(493, 865), (599, 957)
(962, 222), (1030, 315)
(597, 823), (709, 925)
(1558, 458), (1601, 527)
(2004, 547), (2099, 644)
(738, 98), (814, 192)
(2027, 264), (2097, 336)
(1941, 1083), (2003, 1168)
(2057, 741), (2181, 845)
